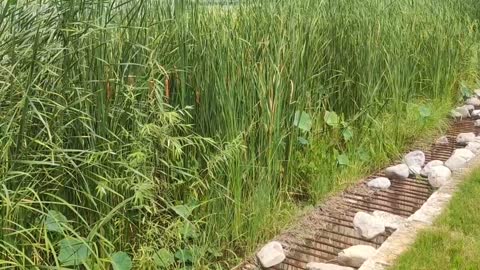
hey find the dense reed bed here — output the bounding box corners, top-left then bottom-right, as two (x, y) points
(0, 0), (479, 268)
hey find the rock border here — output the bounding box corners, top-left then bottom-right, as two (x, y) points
(358, 152), (480, 270)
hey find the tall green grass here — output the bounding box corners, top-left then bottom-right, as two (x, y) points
(0, 0), (479, 268)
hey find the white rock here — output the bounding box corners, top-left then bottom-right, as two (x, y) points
(466, 141), (480, 154)
(367, 177), (391, 189)
(428, 165), (452, 188)
(420, 160), (444, 177)
(306, 262), (354, 270)
(464, 104), (475, 111)
(450, 110), (463, 119)
(475, 89), (480, 97)
(408, 165), (422, 176)
(453, 148), (475, 161)
(445, 155), (468, 171)
(256, 241), (285, 268)
(466, 97), (480, 106)
(372, 210), (406, 230)
(472, 110), (480, 117)
(435, 136), (449, 145)
(404, 150), (425, 167)
(337, 245), (376, 268)
(454, 107), (469, 118)
(385, 164), (409, 180)
(456, 132), (476, 145)
(353, 212), (385, 239)
(475, 120), (480, 127)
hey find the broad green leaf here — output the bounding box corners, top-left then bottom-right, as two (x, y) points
(294, 111), (312, 132)
(207, 248), (223, 258)
(358, 148), (370, 162)
(337, 154), (349, 166)
(175, 249), (194, 263)
(154, 248), (175, 267)
(342, 127), (353, 141)
(44, 210), (68, 233)
(419, 106), (431, 118)
(181, 222), (198, 239)
(297, 136), (309, 145)
(58, 238), (90, 266)
(111, 251), (132, 270)
(171, 205), (193, 219)
(324, 111), (339, 128)
(461, 84), (472, 98)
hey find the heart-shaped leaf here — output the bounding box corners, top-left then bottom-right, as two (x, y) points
(419, 106), (431, 118)
(358, 148), (370, 162)
(337, 154), (350, 166)
(171, 205), (193, 219)
(461, 84), (472, 98)
(175, 249), (194, 263)
(324, 111), (339, 128)
(44, 210), (68, 233)
(111, 251), (132, 270)
(342, 127), (353, 141)
(154, 248), (175, 267)
(181, 222), (198, 239)
(297, 136), (309, 145)
(58, 237), (90, 266)
(294, 111), (312, 132)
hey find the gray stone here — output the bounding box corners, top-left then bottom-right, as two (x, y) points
(466, 141), (480, 154)
(367, 177), (391, 189)
(404, 150), (425, 167)
(453, 148), (475, 161)
(456, 132), (476, 145)
(306, 262), (354, 270)
(454, 107), (469, 118)
(420, 160), (444, 177)
(372, 210), (406, 230)
(450, 110), (463, 119)
(353, 212), (385, 239)
(435, 136), (449, 145)
(472, 110), (480, 117)
(256, 241), (286, 268)
(445, 155), (468, 171)
(385, 164), (409, 180)
(464, 104), (475, 111)
(475, 120), (480, 127)
(466, 97), (480, 106)
(338, 245), (376, 268)
(428, 165), (451, 188)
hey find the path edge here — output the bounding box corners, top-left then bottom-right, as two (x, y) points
(358, 154), (480, 270)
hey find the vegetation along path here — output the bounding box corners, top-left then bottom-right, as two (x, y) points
(391, 168), (480, 270)
(237, 101), (480, 269)
(1, 0), (480, 269)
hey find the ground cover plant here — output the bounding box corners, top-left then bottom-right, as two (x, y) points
(392, 169), (480, 270)
(0, 0), (479, 268)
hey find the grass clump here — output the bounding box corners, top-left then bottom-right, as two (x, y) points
(392, 169), (480, 270)
(0, 0), (480, 268)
